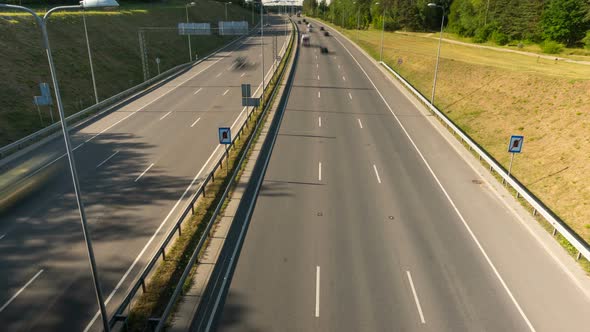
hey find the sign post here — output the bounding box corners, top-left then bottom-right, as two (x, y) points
(506, 135), (524, 182)
(155, 57), (161, 75)
(242, 83), (252, 118)
(33, 83), (54, 125)
(219, 127), (232, 174)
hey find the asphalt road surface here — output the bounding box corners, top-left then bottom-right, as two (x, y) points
(216, 19), (590, 331)
(0, 15), (290, 332)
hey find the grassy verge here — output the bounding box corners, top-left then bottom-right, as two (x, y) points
(316, 18), (590, 273)
(124, 23), (295, 331)
(0, 0), (255, 146)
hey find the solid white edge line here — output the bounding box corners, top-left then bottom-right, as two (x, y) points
(191, 117), (201, 128)
(373, 164), (381, 184)
(159, 111), (172, 120)
(193, 88), (202, 95)
(406, 270), (426, 324)
(223, 89), (230, 96)
(332, 30), (536, 332)
(319, 162), (322, 181)
(0, 269), (44, 313)
(84, 31), (285, 332)
(134, 163), (154, 182)
(357, 118), (363, 128)
(315, 266), (320, 318)
(96, 151), (119, 169)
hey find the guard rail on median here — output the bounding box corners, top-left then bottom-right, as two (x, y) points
(108, 20), (295, 331)
(380, 61), (590, 263)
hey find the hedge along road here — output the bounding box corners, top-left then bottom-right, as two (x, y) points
(0, 15), (290, 332)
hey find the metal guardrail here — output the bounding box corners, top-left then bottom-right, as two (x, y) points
(380, 61), (590, 262)
(0, 25), (260, 160)
(108, 20), (295, 331)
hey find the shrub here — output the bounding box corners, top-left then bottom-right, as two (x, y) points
(583, 31), (590, 50)
(541, 40), (564, 54)
(491, 31), (510, 45)
(473, 23), (496, 43)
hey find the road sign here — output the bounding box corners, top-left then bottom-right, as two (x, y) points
(508, 135), (524, 153)
(34, 83), (53, 106)
(242, 97), (260, 107)
(218, 127), (231, 144)
(241, 84), (251, 98)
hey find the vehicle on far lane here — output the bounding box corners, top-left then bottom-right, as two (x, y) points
(324, 31), (330, 36)
(302, 33), (310, 47)
(320, 26), (324, 31)
(320, 46), (329, 54)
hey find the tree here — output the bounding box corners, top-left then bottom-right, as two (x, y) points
(541, 0), (590, 46)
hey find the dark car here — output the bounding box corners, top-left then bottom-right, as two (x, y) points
(320, 26), (324, 31)
(324, 31), (330, 36)
(320, 46), (329, 54)
(298, 20), (302, 24)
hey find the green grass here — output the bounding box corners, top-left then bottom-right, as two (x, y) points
(317, 19), (590, 261)
(0, 1), (256, 146)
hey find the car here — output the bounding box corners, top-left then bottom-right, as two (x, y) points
(308, 27), (313, 33)
(233, 56), (247, 69)
(265, 23), (271, 27)
(298, 20), (302, 24)
(323, 31), (330, 36)
(320, 26), (324, 31)
(320, 46), (329, 54)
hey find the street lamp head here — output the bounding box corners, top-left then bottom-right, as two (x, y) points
(80, 0), (120, 8)
(427, 3), (439, 8)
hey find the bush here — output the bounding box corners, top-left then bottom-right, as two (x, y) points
(473, 23), (496, 43)
(583, 31), (590, 50)
(491, 31), (510, 45)
(541, 40), (564, 54)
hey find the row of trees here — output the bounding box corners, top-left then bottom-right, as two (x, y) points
(303, 0), (590, 48)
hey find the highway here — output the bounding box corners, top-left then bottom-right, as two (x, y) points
(0, 15), (290, 332)
(216, 19), (590, 331)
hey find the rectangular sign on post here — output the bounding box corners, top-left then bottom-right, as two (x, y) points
(34, 83), (53, 106)
(242, 97), (260, 107)
(241, 84), (251, 98)
(218, 127), (231, 144)
(508, 135), (524, 153)
(178, 22), (211, 35)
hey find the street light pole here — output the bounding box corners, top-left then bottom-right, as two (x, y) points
(82, 10), (99, 104)
(376, 2), (385, 62)
(185, 2), (196, 62)
(0, 2), (119, 332)
(225, 2), (232, 22)
(428, 2), (445, 105)
(260, 1), (265, 111)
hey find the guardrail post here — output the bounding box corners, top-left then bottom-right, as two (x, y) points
(577, 251), (582, 260)
(552, 227), (557, 236)
(178, 224), (182, 236)
(191, 202), (195, 215)
(532, 208), (537, 216)
(516, 192), (520, 198)
(141, 278), (147, 293)
(161, 247), (166, 261)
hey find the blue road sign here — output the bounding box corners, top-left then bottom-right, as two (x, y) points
(508, 135), (524, 153)
(218, 127), (231, 145)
